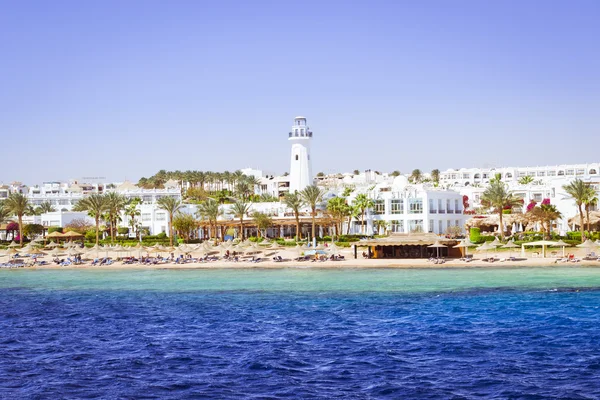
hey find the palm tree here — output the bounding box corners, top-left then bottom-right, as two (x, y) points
(284, 192), (304, 240)
(197, 198), (222, 242)
(584, 191), (598, 232)
(518, 176), (534, 185)
(563, 179), (590, 241)
(373, 219), (388, 235)
(229, 199), (252, 241)
(73, 194), (108, 245)
(157, 196), (183, 246)
(410, 169), (422, 183)
(0, 201), (11, 226)
(37, 201), (56, 214)
(125, 198), (141, 239)
(346, 204), (360, 235)
(252, 211), (273, 238)
(326, 197), (349, 239)
(353, 193), (374, 235)
(430, 169), (440, 185)
(480, 181), (522, 240)
(105, 192), (127, 242)
(531, 204), (562, 239)
(300, 185), (324, 241)
(4, 193), (31, 246)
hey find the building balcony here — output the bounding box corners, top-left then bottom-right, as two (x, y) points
(288, 131), (313, 138)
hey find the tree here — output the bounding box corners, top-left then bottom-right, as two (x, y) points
(36, 201), (56, 214)
(73, 194), (109, 245)
(64, 218), (94, 234)
(4, 193), (31, 246)
(252, 211), (273, 238)
(562, 179), (593, 241)
(23, 223), (44, 238)
(0, 201), (10, 226)
(584, 191), (598, 232)
(259, 193), (278, 202)
(197, 198), (222, 241)
(518, 176), (534, 185)
(229, 199), (252, 241)
(390, 170), (401, 177)
(409, 169), (422, 183)
(284, 192), (304, 240)
(300, 185), (324, 241)
(327, 197), (349, 239)
(316, 172), (325, 177)
(125, 198), (141, 239)
(157, 196), (184, 246)
(489, 173), (503, 184)
(105, 192), (127, 242)
(480, 181), (522, 239)
(353, 193), (374, 235)
(430, 169), (440, 184)
(373, 219), (388, 235)
(346, 204), (360, 234)
(531, 203), (562, 239)
(172, 213), (198, 242)
(353, 170), (360, 175)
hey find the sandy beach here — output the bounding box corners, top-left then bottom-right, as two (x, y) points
(9, 247), (600, 270)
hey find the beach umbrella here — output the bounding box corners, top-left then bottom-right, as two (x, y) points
(501, 240), (520, 258)
(327, 243), (341, 254)
(477, 241), (496, 258)
(427, 240), (447, 258)
(48, 247), (66, 257)
(453, 239), (476, 257)
(32, 236), (45, 244)
(551, 240), (570, 257)
(577, 239), (598, 249)
(45, 241), (60, 249)
(523, 240), (557, 258)
(7, 241), (20, 248)
(489, 237), (502, 248)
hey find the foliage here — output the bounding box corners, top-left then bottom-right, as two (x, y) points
(352, 193), (374, 235)
(157, 196), (184, 246)
(469, 227), (481, 243)
(4, 193), (30, 246)
(283, 192), (304, 240)
(251, 211), (273, 238)
(327, 197), (350, 239)
(23, 223), (44, 237)
(562, 179), (595, 242)
(184, 186), (209, 203)
(300, 185), (324, 240)
(481, 181), (522, 239)
(172, 213), (198, 242)
(73, 193), (109, 246)
(229, 199), (252, 241)
(444, 225), (462, 238)
(409, 169), (422, 183)
(430, 169), (440, 184)
(462, 195), (469, 210)
(390, 170), (401, 177)
(36, 201), (57, 214)
(64, 218), (94, 234)
(117, 227), (129, 235)
(48, 226), (63, 234)
(518, 176), (534, 185)
(196, 198), (222, 241)
(258, 193), (279, 202)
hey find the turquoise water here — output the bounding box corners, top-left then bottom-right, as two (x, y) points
(1, 266), (600, 292)
(2, 267), (600, 398)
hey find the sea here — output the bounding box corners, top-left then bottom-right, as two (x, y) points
(1, 267), (600, 399)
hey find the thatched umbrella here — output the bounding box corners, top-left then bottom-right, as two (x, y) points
(551, 240), (571, 257)
(501, 239), (520, 258)
(48, 247), (66, 257)
(7, 241), (20, 248)
(453, 239), (476, 257)
(45, 241), (60, 249)
(427, 240), (447, 258)
(46, 231), (64, 240)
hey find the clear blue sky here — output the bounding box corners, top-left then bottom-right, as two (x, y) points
(1, 0), (598, 185)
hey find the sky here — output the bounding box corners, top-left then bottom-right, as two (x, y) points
(1, 0), (599, 185)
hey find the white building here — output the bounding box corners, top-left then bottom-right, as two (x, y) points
(288, 116), (313, 193)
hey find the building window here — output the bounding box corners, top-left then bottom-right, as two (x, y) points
(438, 220), (442, 234)
(447, 220), (451, 229)
(505, 173), (513, 178)
(408, 219), (423, 233)
(558, 170), (565, 176)
(537, 171), (545, 177)
(566, 169), (574, 176)
(446, 199), (453, 214)
(474, 174), (480, 179)
(373, 200), (385, 215)
(462, 173), (470, 179)
(391, 199), (404, 214)
(142, 213), (151, 222)
(527, 171), (536, 177)
(438, 199), (444, 214)
(455, 199), (460, 213)
(295, 129), (298, 136)
(589, 169), (597, 175)
(455, 219), (460, 227)
(156, 213), (166, 221)
(390, 220), (404, 233)
(295, 155), (298, 161)
(548, 170), (556, 176)
(518, 171), (526, 177)
(576, 169), (585, 175)
(429, 220), (434, 233)
(408, 198), (423, 214)
(429, 199), (436, 213)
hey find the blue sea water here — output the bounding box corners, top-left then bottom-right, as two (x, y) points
(1, 267), (600, 399)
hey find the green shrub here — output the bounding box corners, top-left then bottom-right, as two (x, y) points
(85, 229), (97, 241)
(156, 232), (167, 239)
(566, 231), (582, 242)
(48, 226), (63, 234)
(469, 227), (481, 243)
(117, 227), (129, 235)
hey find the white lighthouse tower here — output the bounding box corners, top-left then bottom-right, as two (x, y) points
(288, 116), (313, 193)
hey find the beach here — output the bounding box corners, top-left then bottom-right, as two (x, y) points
(11, 246), (600, 270)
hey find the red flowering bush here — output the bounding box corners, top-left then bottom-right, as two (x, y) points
(526, 200), (537, 212)
(541, 198), (551, 205)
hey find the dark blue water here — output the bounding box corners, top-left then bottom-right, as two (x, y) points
(1, 271), (600, 398)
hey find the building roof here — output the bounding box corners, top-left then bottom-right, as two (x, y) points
(358, 233), (459, 247)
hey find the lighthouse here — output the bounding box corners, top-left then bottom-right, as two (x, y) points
(288, 116), (313, 193)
